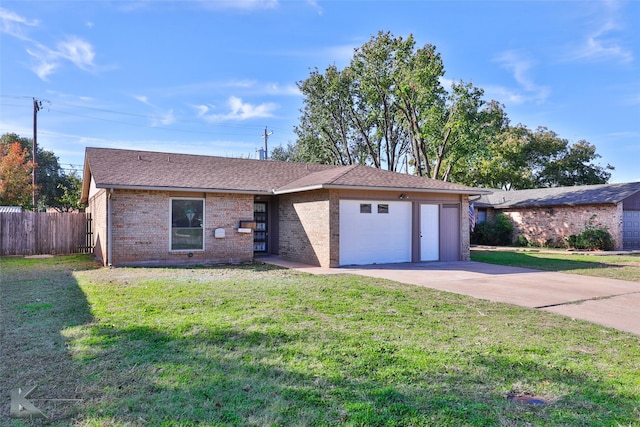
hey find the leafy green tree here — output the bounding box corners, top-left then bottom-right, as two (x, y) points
(295, 65), (361, 165)
(293, 31), (506, 180)
(468, 126), (613, 190)
(537, 139), (613, 187)
(56, 171), (85, 212)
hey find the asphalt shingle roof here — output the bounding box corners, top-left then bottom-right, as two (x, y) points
(83, 147), (486, 198)
(475, 182), (640, 208)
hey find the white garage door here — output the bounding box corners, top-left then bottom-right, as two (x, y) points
(339, 200), (412, 266)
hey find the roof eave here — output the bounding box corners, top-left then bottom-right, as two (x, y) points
(274, 184), (490, 196)
(80, 154), (92, 204)
(92, 183), (272, 196)
(493, 201), (619, 209)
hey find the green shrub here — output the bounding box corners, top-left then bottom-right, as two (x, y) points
(545, 237), (568, 249)
(516, 234), (529, 247)
(493, 213), (514, 245)
(567, 226), (615, 251)
(471, 213), (514, 246)
(471, 221), (492, 245)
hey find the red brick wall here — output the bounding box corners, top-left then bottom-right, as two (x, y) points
(501, 203), (623, 249)
(87, 187), (108, 265)
(108, 190), (254, 266)
(278, 190), (332, 267)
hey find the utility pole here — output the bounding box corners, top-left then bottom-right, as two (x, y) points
(262, 126), (273, 160)
(32, 98), (42, 210)
(31, 98), (48, 210)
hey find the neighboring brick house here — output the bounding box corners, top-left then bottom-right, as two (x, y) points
(80, 147), (488, 267)
(473, 182), (640, 250)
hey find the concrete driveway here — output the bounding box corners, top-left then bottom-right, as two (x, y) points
(261, 257), (640, 336)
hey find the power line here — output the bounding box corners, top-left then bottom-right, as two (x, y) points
(1, 96), (292, 134)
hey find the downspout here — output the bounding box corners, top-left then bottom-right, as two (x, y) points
(107, 188), (113, 267)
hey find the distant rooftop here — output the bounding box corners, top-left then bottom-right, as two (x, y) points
(475, 182), (640, 208)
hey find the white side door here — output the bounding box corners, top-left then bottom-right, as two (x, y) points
(420, 204), (439, 261)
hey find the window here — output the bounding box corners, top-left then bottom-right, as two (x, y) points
(477, 208), (487, 224)
(360, 204), (372, 214)
(377, 204), (389, 214)
(171, 198), (204, 250)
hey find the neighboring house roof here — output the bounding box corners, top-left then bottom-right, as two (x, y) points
(81, 147), (488, 202)
(475, 182), (640, 209)
(0, 206), (22, 213)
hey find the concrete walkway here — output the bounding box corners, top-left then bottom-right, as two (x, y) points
(259, 256), (640, 336)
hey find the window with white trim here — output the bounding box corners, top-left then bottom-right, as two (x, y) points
(171, 198), (204, 250)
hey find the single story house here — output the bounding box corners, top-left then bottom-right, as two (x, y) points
(473, 182), (640, 250)
(80, 147), (488, 267)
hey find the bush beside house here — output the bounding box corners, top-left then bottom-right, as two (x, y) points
(471, 213), (514, 246)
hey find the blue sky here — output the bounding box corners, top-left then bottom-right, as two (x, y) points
(1, 0), (638, 183)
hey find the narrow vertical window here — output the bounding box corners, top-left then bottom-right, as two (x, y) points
(171, 199), (204, 250)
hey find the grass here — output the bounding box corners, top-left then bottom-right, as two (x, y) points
(1, 255), (639, 426)
(471, 249), (640, 282)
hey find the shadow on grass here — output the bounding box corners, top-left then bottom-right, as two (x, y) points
(2, 257), (638, 426)
(0, 255), (99, 422)
(65, 321), (638, 426)
(470, 250), (623, 273)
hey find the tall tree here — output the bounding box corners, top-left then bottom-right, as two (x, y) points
(295, 65), (361, 165)
(0, 142), (35, 207)
(468, 126), (613, 190)
(537, 138), (613, 187)
(293, 31), (505, 180)
(0, 133), (76, 210)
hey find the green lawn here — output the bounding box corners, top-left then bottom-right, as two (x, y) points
(1, 255), (639, 426)
(471, 249), (640, 282)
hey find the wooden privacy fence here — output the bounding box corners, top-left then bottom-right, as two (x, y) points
(0, 212), (93, 256)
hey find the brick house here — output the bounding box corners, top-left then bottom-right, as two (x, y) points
(473, 182), (640, 250)
(80, 147), (488, 267)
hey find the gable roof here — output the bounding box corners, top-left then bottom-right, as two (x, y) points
(475, 182), (640, 209)
(81, 147), (487, 201)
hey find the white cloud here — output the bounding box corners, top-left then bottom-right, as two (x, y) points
(492, 50), (550, 105)
(57, 37), (96, 70)
(25, 37), (97, 80)
(133, 95), (176, 126)
(154, 110), (176, 126)
(197, 96), (277, 122)
(568, 0), (633, 63)
(160, 79), (300, 99)
(26, 48), (59, 80)
(134, 95), (152, 106)
(196, 0), (279, 11)
(1, 7), (99, 80)
(44, 90), (94, 103)
(0, 7), (39, 40)
(306, 0), (323, 15)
